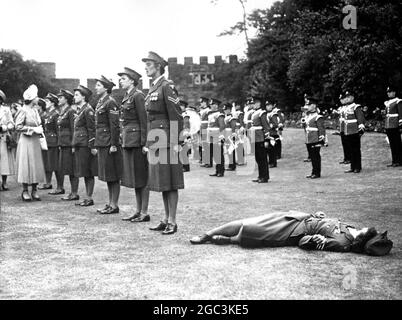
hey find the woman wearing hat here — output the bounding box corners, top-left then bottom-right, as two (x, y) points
(40, 93), (64, 193)
(94, 76), (122, 214)
(118, 68), (150, 222)
(142, 51), (184, 235)
(72, 85), (98, 206)
(0, 89), (16, 191)
(57, 89), (79, 200)
(14, 85), (45, 201)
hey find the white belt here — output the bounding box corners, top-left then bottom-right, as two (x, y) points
(306, 127), (318, 131)
(345, 119), (357, 123)
(201, 121), (209, 123)
(386, 114), (399, 118)
(250, 126), (263, 130)
(207, 128), (220, 131)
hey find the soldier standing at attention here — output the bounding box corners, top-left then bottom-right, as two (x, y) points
(342, 90), (365, 174)
(40, 93), (63, 193)
(57, 90), (79, 201)
(336, 94), (351, 165)
(223, 102), (237, 171)
(266, 100), (280, 168)
(199, 97), (211, 168)
(142, 51), (184, 235)
(94, 76), (122, 214)
(118, 68), (150, 222)
(383, 85), (402, 167)
(303, 96), (326, 179)
(274, 106), (285, 159)
(180, 100), (191, 172)
(234, 102), (245, 166)
(207, 98), (226, 177)
(250, 96), (270, 183)
(72, 85), (98, 207)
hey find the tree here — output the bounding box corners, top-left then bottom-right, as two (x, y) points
(0, 49), (57, 101)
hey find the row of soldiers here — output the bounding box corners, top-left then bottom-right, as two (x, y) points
(178, 95), (285, 183)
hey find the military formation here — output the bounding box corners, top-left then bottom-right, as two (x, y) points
(1, 49), (402, 237)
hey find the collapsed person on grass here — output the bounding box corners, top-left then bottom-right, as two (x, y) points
(190, 211), (393, 256)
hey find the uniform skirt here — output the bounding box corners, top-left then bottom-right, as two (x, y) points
(16, 134), (45, 184)
(58, 147), (75, 176)
(43, 147), (59, 172)
(0, 135), (16, 175)
(97, 146), (122, 182)
(74, 147), (98, 178)
(121, 147), (148, 188)
(148, 147), (184, 192)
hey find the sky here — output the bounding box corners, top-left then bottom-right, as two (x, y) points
(1, 0), (276, 86)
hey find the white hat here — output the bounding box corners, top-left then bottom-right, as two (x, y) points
(23, 84), (38, 101)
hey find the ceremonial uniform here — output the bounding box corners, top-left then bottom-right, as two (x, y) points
(72, 103), (98, 177)
(57, 105), (76, 175)
(120, 88), (148, 188)
(266, 110), (280, 167)
(43, 109), (59, 173)
(224, 110), (237, 170)
(249, 107), (270, 182)
(200, 106), (211, 166)
(343, 102), (365, 172)
(276, 109), (285, 159)
(145, 75), (184, 192)
(384, 97), (402, 166)
(303, 111), (325, 178)
(207, 107), (226, 176)
(338, 104), (351, 163)
(234, 109), (245, 165)
(94, 94), (122, 182)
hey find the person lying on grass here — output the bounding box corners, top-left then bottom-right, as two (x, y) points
(190, 211), (393, 256)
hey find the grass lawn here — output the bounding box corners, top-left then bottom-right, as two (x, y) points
(0, 128), (401, 300)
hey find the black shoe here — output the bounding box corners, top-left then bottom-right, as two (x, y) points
(131, 214), (150, 222)
(49, 189), (65, 195)
(344, 169), (354, 173)
(61, 194), (79, 201)
(190, 234), (212, 245)
(122, 212), (141, 221)
(226, 168), (236, 171)
(303, 159), (311, 162)
(353, 169), (361, 173)
(209, 173), (218, 177)
(211, 235), (231, 245)
(310, 174), (320, 179)
(76, 199), (94, 207)
(386, 163), (395, 167)
(339, 160), (347, 164)
(99, 206), (119, 214)
(21, 191), (32, 202)
(150, 221), (167, 231)
(31, 191), (41, 201)
(38, 184), (52, 190)
(1, 184), (9, 191)
(216, 173), (224, 177)
(392, 163), (401, 167)
(97, 204), (111, 213)
(162, 223), (178, 235)
(258, 178), (268, 183)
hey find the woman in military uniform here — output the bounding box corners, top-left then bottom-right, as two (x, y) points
(72, 85), (98, 207)
(142, 51), (184, 235)
(94, 76), (122, 214)
(40, 93), (64, 193)
(118, 68), (150, 222)
(57, 89), (79, 200)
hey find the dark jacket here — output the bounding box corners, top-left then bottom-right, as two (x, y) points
(120, 88), (147, 148)
(57, 106), (75, 147)
(94, 94), (120, 147)
(238, 211), (354, 252)
(72, 103), (96, 148)
(44, 109), (59, 147)
(145, 76), (184, 149)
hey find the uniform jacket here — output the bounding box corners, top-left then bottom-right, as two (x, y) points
(244, 109), (254, 130)
(72, 103), (95, 148)
(145, 76), (183, 149)
(57, 106), (75, 147)
(120, 88), (147, 148)
(44, 109), (59, 147)
(238, 211), (354, 252)
(224, 113), (237, 138)
(207, 110), (225, 141)
(337, 105), (346, 133)
(94, 94), (120, 147)
(234, 110), (244, 130)
(304, 112), (325, 144)
(384, 98), (402, 129)
(249, 108), (270, 143)
(267, 111), (280, 136)
(344, 103), (365, 135)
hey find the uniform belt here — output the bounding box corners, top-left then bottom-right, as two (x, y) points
(207, 127), (220, 131)
(306, 127), (318, 131)
(250, 126), (263, 130)
(148, 114), (168, 121)
(386, 114), (399, 117)
(345, 119), (357, 123)
(201, 121), (208, 124)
